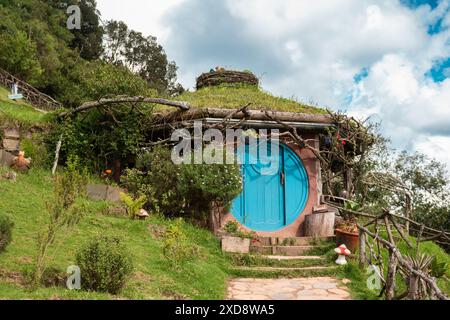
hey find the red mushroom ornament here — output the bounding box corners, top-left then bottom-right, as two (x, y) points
(334, 244), (351, 265)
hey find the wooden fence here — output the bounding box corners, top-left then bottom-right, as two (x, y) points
(0, 67), (62, 111)
(324, 196), (450, 300)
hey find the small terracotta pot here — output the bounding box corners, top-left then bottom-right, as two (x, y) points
(335, 229), (359, 253)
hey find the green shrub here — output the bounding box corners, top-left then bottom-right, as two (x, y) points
(163, 218), (201, 267)
(20, 135), (49, 168)
(224, 221), (239, 234)
(32, 161), (87, 287)
(47, 99), (154, 173)
(223, 220), (257, 239)
(76, 235), (133, 294)
(0, 214), (14, 253)
(119, 192), (147, 219)
(122, 146), (242, 219)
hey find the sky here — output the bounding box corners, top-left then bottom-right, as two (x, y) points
(97, 0), (450, 170)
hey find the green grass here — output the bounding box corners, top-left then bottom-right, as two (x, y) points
(227, 267), (339, 279)
(1, 167), (448, 300)
(174, 84), (326, 114)
(0, 87), (49, 125)
(0, 168), (230, 300)
(227, 254), (329, 268)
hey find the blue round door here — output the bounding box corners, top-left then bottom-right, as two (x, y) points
(231, 141), (309, 232)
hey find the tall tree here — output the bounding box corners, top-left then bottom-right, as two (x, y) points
(103, 20), (184, 95)
(50, 0), (104, 60)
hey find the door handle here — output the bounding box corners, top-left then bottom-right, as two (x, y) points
(280, 172), (285, 185)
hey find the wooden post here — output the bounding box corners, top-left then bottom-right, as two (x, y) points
(408, 276), (419, 300)
(113, 158), (121, 183)
(51, 136), (62, 176)
(405, 194), (412, 235)
(359, 229), (366, 269)
(385, 249), (398, 300)
(304, 211), (335, 237)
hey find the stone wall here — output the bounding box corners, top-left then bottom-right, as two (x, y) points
(0, 127), (20, 167)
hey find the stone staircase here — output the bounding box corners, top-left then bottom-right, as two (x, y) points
(229, 236), (337, 277)
(0, 128), (20, 167)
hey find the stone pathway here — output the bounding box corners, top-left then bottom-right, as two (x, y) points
(227, 277), (351, 300)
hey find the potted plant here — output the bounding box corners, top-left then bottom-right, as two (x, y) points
(335, 201), (360, 252)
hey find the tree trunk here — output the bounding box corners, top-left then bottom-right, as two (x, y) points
(51, 136), (62, 176)
(113, 158), (121, 184)
(304, 211), (335, 237)
(385, 249), (398, 300)
(359, 229), (366, 269)
(405, 194), (412, 234)
(408, 276), (419, 300)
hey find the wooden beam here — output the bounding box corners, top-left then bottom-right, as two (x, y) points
(160, 108), (334, 124)
(59, 96), (191, 118)
(358, 224), (448, 300)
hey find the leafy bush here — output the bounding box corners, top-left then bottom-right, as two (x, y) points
(224, 221), (239, 234)
(0, 214), (14, 253)
(76, 235), (133, 294)
(163, 219), (200, 267)
(33, 160), (87, 287)
(20, 136), (49, 168)
(122, 146), (242, 219)
(223, 220), (257, 239)
(119, 192), (147, 219)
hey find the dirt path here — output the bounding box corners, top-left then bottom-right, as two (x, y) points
(227, 277), (351, 300)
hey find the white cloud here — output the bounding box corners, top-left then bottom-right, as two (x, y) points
(415, 136), (450, 166)
(97, 0), (185, 43)
(349, 53), (450, 141)
(97, 0), (450, 171)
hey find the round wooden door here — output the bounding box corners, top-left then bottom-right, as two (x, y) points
(231, 141), (309, 232)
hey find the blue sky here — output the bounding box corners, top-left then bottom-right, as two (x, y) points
(98, 0), (450, 169)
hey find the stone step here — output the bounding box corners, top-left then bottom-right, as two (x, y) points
(2, 138), (20, 151)
(255, 236), (335, 246)
(266, 255), (324, 261)
(250, 245), (317, 256)
(232, 266), (337, 272)
(3, 128), (20, 139)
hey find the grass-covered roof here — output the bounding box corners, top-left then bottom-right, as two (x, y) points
(174, 83), (326, 115)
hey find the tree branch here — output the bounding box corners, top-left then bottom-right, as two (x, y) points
(59, 96), (190, 118)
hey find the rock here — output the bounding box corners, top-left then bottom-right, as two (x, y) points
(1, 171), (17, 182)
(313, 205), (330, 213)
(137, 209), (149, 219)
(271, 293), (296, 300)
(0, 150), (15, 167)
(342, 278), (351, 284)
(105, 185), (123, 202)
(3, 128), (20, 139)
(313, 282), (337, 290)
(87, 184), (124, 202)
(296, 289), (327, 296)
(87, 184), (109, 201)
(2, 139), (20, 152)
(221, 236), (250, 254)
(327, 288), (350, 297)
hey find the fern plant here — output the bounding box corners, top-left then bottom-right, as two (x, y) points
(120, 192), (147, 219)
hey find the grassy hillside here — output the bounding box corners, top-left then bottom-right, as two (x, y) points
(0, 168), (230, 300)
(0, 166), (448, 300)
(0, 87), (48, 125)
